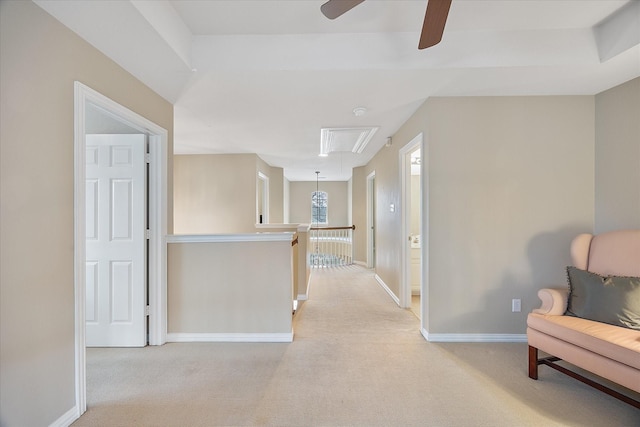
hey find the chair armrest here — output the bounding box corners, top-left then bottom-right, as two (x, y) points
(532, 288), (568, 315)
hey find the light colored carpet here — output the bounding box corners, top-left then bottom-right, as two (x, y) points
(73, 265), (639, 426)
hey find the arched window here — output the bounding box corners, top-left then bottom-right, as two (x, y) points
(311, 191), (328, 224)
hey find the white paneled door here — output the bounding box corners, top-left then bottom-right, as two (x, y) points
(86, 134), (146, 347)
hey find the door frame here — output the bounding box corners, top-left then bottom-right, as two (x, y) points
(73, 82), (168, 414)
(366, 171), (376, 268)
(399, 133), (425, 313)
(257, 171), (269, 224)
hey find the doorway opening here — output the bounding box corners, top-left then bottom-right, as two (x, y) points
(257, 172), (269, 224)
(73, 82), (168, 415)
(400, 133), (425, 323)
(366, 171), (376, 268)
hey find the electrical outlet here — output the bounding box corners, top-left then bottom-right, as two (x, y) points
(512, 299), (521, 313)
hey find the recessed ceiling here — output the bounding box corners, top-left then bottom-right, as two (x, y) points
(35, 0), (640, 181)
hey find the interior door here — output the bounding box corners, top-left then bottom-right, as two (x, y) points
(85, 134), (146, 347)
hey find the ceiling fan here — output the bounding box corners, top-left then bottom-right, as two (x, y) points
(321, 0), (452, 49)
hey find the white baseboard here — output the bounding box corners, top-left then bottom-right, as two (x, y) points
(421, 329), (527, 343)
(166, 331), (294, 343)
(353, 260), (367, 267)
(297, 294), (308, 301)
(49, 405), (80, 427)
(374, 274), (400, 306)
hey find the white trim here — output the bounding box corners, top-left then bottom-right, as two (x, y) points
(147, 133), (168, 347)
(353, 260), (368, 267)
(167, 332), (294, 343)
(49, 405), (80, 427)
(255, 223), (300, 230)
(74, 82), (169, 420)
(375, 274), (400, 306)
(257, 171), (269, 224)
(399, 134), (423, 310)
(166, 232), (295, 243)
(297, 223), (311, 232)
(320, 126), (378, 155)
(422, 330), (527, 343)
(73, 84), (87, 417)
(420, 134), (430, 340)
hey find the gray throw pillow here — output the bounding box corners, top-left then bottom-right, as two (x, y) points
(566, 266), (640, 330)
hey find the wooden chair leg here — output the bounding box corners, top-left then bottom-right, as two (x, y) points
(528, 344), (640, 408)
(528, 345), (539, 380)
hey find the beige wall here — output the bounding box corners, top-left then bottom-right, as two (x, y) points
(283, 177), (291, 223)
(256, 155), (285, 223)
(167, 240), (293, 335)
(289, 181), (349, 225)
(174, 154), (286, 233)
(347, 177), (353, 225)
(356, 95), (595, 335)
(174, 154), (254, 233)
(351, 167), (367, 263)
(242, 224), (311, 298)
(359, 137), (403, 297)
(0, 2), (174, 426)
(595, 77), (640, 233)
(256, 156), (269, 223)
(268, 166), (285, 223)
(296, 227), (312, 298)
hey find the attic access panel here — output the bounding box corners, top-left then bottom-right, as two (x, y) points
(320, 127), (379, 156)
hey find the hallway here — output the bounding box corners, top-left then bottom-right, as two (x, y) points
(74, 265), (639, 426)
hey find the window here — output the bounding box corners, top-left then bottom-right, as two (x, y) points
(311, 191), (328, 224)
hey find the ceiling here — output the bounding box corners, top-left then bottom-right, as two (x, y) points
(35, 0), (640, 181)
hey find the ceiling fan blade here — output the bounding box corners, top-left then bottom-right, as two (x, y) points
(321, 0), (366, 20)
(418, 0), (452, 49)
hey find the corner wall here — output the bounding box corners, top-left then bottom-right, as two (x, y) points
(283, 177), (291, 223)
(357, 95), (595, 335)
(595, 77), (640, 233)
(174, 154), (257, 233)
(351, 167), (367, 263)
(422, 96), (594, 335)
(268, 165), (285, 224)
(0, 2), (174, 425)
(174, 154), (286, 233)
(167, 238), (293, 339)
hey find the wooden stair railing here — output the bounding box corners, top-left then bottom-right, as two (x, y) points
(309, 225), (355, 267)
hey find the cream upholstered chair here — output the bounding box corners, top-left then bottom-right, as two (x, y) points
(570, 230), (640, 278)
(527, 229), (640, 408)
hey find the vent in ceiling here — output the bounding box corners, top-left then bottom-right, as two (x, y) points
(320, 127), (379, 156)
